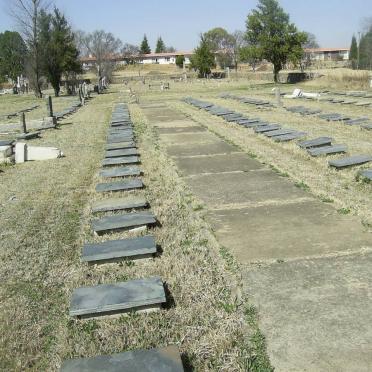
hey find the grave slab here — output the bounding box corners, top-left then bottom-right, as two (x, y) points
(308, 144), (348, 157)
(254, 124), (281, 133)
(166, 141), (238, 157)
(102, 156), (140, 167)
(69, 276), (165, 318)
(159, 132), (221, 145)
(358, 169), (372, 180)
(99, 166), (141, 178)
(91, 197), (147, 213)
(185, 171), (309, 207)
(361, 123), (372, 130)
(206, 200), (370, 263)
(243, 121), (270, 128)
(264, 129), (296, 138)
(156, 126), (206, 134)
(107, 136), (134, 144)
(0, 140), (14, 146)
(243, 253), (372, 372)
(174, 153), (263, 176)
(96, 179), (143, 192)
(329, 155), (372, 168)
(106, 142), (135, 150)
(273, 132), (306, 142)
(60, 345), (184, 372)
(298, 137), (333, 149)
(105, 148), (138, 158)
(82, 235), (156, 263)
(91, 211), (156, 234)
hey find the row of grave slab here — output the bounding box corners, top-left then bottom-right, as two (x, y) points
(183, 97), (372, 180)
(61, 103), (184, 371)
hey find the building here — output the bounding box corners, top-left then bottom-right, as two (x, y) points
(304, 48), (350, 61)
(139, 52), (193, 65)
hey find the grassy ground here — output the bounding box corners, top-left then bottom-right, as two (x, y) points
(0, 85), (272, 370)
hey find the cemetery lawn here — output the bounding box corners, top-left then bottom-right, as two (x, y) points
(0, 88), (272, 371)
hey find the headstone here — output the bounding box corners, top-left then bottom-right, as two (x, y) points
(298, 137), (333, 149)
(20, 112), (27, 134)
(46, 95), (53, 117)
(264, 129), (296, 138)
(344, 117), (369, 125)
(361, 123), (372, 130)
(308, 144), (347, 157)
(95, 179), (143, 192)
(69, 276), (166, 318)
(91, 211), (156, 234)
(15, 142), (27, 163)
(102, 156), (140, 167)
(106, 142), (136, 150)
(329, 155), (372, 169)
(81, 235), (156, 264)
(99, 166), (141, 178)
(273, 132), (306, 142)
(60, 345), (184, 372)
(242, 121), (270, 128)
(105, 148), (138, 158)
(275, 87), (283, 107)
(91, 197), (147, 213)
(254, 124), (281, 133)
(107, 135), (134, 144)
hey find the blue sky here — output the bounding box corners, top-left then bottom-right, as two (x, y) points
(0, 0), (370, 50)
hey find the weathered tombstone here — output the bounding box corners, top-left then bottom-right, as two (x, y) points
(95, 179), (143, 193)
(99, 166), (141, 178)
(275, 87), (283, 107)
(298, 137), (333, 149)
(46, 95), (53, 117)
(60, 346), (184, 372)
(15, 142), (27, 163)
(81, 235), (156, 264)
(69, 276), (166, 318)
(91, 211), (156, 234)
(105, 148), (138, 158)
(91, 197), (147, 213)
(102, 156), (140, 167)
(329, 155), (372, 169)
(20, 112), (27, 134)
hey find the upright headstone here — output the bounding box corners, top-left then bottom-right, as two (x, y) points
(20, 112), (27, 134)
(46, 96), (53, 117)
(275, 87), (283, 107)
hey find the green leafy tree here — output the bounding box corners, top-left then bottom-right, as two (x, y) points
(359, 28), (372, 70)
(175, 54), (185, 68)
(39, 8), (81, 96)
(240, 45), (261, 71)
(204, 27), (235, 68)
(140, 34), (151, 54)
(245, 0), (307, 82)
(349, 35), (358, 69)
(155, 36), (166, 53)
(0, 31), (27, 83)
(190, 35), (215, 77)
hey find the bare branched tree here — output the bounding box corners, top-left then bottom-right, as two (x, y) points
(84, 30), (122, 82)
(121, 43), (140, 65)
(8, 0), (51, 97)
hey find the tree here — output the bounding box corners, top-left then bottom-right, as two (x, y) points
(140, 34), (151, 54)
(303, 32), (319, 49)
(204, 27), (235, 68)
(165, 46), (176, 53)
(155, 36), (166, 53)
(359, 27), (372, 70)
(190, 35), (215, 77)
(9, 0), (50, 97)
(349, 35), (358, 69)
(240, 45), (261, 71)
(0, 31), (27, 83)
(121, 43), (140, 64)
(245, 0), (307, 82)
(38, 8), (81, 96)
(231, 30), (247, 71)
(175, 54), (185, 68)
(84, 30), (122, 81)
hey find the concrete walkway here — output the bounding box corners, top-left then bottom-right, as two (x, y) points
(142, 104), (372, 371)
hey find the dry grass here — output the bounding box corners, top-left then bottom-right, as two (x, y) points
(0, 87), (272, 371)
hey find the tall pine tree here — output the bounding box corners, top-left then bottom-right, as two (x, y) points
(155, 36), (166, 53)
(349, 35), (358, 69)
(190, 35), (215, 77)
(140, 34), (151, 54)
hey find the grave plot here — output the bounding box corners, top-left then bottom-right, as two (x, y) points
(298, 137), (333, 149)
(95, 178), (143, 192)
(329, 155), (372, 169)
(60, 345), (184, 372)
(358, 169), (372, 181)
(69, 277), (166, 318)
(105, 148), (139, 158)
(99, 165), (141, 178)
(91, 196), (148, 213)
(102, 156), (140, 167)
(308, 144), (348, 157)
(82, 235), (157, 264)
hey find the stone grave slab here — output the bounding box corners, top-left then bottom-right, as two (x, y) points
(318, 113), (341, 120)
(105, 148), (138, 158)
(358, 169), (372, 180)
(91, 211), (156, 234)
(102, 156), (140, 167)
(82, 235), (156, 264)
(344, 117), (369, 125)
(60, 345), (184, 372)
(107, 135), (134, 144)
(243, 121), (270, 128)
(361, 123), (372, 130)
(100, 166), (141, 178)
(308, 144), (348, 157)
(16, 131), (41, 140)
(96, 179), (143, 193)
(108, 129), (133, 136)
(0, 140), (14, 146)
(273, 132), (307, 142)
(91, 197), (147, 213)
(355, 102), (370, 107)
(160, 132), (220, 145)
(254, 124), (281, 133)
(298, 137), (333, 149)
(237, 118), (260, 125)
(106, 142), (136, 150)
(157, 126), (206, 134)
(329, 155), (372, 169)
(69, 276), (165, 318)
(174, 153), (263, 176)
(264, 129), (296, 137)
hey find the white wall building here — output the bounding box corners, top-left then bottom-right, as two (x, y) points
(304, 48), (350, 61)
(140, 52), (193, 65)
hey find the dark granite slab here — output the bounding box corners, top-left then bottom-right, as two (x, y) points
(69, 276), (165, 317)
(107, 135), (134, 144)
(358, 169), (372, 180)
(105, 148), (138, 158)
(91, 197), (147, 213)
(298, 137), (333, 149)
(81, 235), (156, 263)
(329, 155), (372, 168)
(264, 129), (296, 137)
(60, 345), (184, 372)
(99, 166), (141, 178)
(95, 179), (143, 192)
(344, 117), (369, 125)
(102, 156), (140, 167)
(16, 131), (41, 140)
(0, 139), (14, 146)
(361, 123), (372, 130)
(273, 132), (307, 142)
(91, 211), (156, 234)
(243, 121), (270, 128)
(255, 124), (281, 133)
(106, 142), (136, 150)
(308, 144), (348, 157)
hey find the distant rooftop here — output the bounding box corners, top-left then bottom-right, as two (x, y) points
(304, 48), (350, 52)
